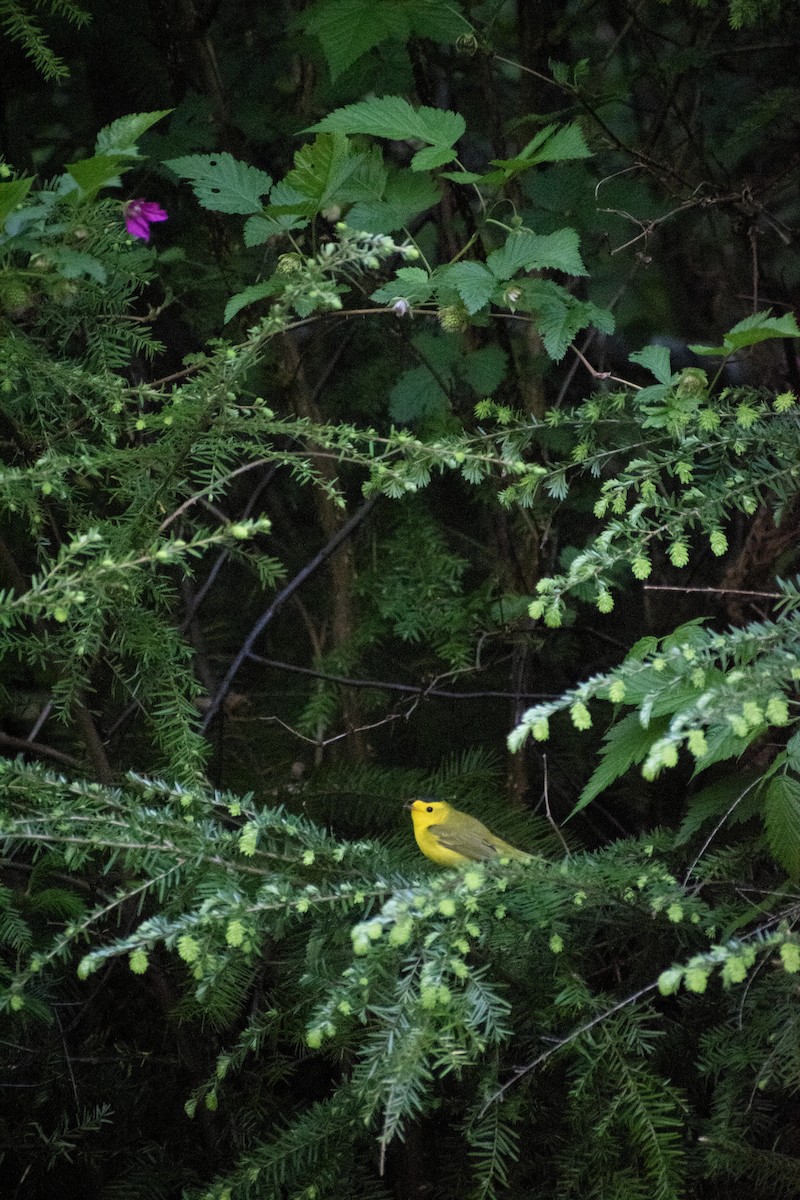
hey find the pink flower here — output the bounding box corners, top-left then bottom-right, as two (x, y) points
(123, 198), (168, 241)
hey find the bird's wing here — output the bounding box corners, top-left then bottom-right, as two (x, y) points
(428, 821), (499, 861)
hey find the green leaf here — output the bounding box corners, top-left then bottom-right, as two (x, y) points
(690, 310), (800, 356)
(690, 723), (756, 776)
(346, 165), (439, 232)
(165, 153), (272, 214)
(570, 712), (671, 816)
(522, 121), (591, 164)
(389, 364), (449, 422)
(724, 309), (800, 348)
(627, 636), (659, 661)
(95, 110), (172, 157)
(487, 228), (587, 280)
(371, 267), (433, 305)
(48, 249), (106, 283)
(440, 169), (485, 185)
(0, 177), (34, 226)
(629, 345), (674, 384)
(436, 261), (496, 314)
(487, 122), (592, 181)
(458, 345), (508, 394)
(786, 731), (800, 772)
(408, 0), (468, 38)
(284, 134), (364, 211)
(302, 0), (467, 78)
(65, 155), (126, 199)
(224, 278), (283, 324)
(334, 144), (388, 202)
(307, 96), (465, 148)
(409, 145), (458, 171)
(244, 186), (309, 243)
(675, 773), (761, 844)
(764, 775), (800, 878)
(303, 0), (411, 78)
(518, 280), (613, 360)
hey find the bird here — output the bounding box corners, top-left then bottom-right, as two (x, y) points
(404, 798), (532, 867)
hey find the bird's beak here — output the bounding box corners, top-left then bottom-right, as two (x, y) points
(403, 799), (416, 810)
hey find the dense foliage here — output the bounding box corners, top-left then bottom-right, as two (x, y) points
(2, 1), (800, 1197)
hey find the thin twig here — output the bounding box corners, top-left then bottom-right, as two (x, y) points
(479, 981), (660, 1115)
(158, 458), (272, 532)
(542, 755), (571, 857)
(54, 1007), (80, 1110)
(248, 654), (558, 702)
(643, 584), (781, 599)
(259, 712), (403, 747)
(683, 777), (762, 888)
(569, 342), (640, 389)
(200, 497), (378, 731)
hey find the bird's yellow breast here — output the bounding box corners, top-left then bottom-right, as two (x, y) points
(407, 800), (472, 866)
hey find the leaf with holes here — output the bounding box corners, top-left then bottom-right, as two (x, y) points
(166, 153), (272, 214)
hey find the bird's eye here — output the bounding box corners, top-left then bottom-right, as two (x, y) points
(426, 805), (433, 813)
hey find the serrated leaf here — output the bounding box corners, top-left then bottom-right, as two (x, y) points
(626, 636), (659, 661)
(529, 229), (588, 275)
(224, 278), (283, 324)
(244, 184), (309, 243)
(690, 310), (800, 356)
(511, 280), (612, 360)
(303, 0), (411, 78)
(724, 310), (800, 349)
(0, 177), (33, 225)
(764, 775), (800, 877)
(389, 364), (449, 422)
(346, 164), (439, 232)
(524, 121), (591, 164)
(487, 228), (587, 279)
(523, 285), (574, 361)
(165, 153), (272, 214)
(436, 261), (496, 314)
(570, 712), (671, 815)
(786, 731), (800, 772)
(303, 0), (466, 78)
(48, 249), (106, 283)
(307, 96), (465, 147)
(629, 344), (673, 384)
(284, 134), (364, 210)
(410, 145), (457, 171)
(488, 122), (592, 180)
(335, 144), (388, 202)
(687, 341), (727, 357)
(690, 722), (759, 776)
(95, 109), (172, 157)
(674, 772), (761, 844)
(459, 345), (508, 394)
(406, 0), (468, 38)
(371, 267), (433, 305)
(440, 169), (485, 184)
(65, 155), (126, 199)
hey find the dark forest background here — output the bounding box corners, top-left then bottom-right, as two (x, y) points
(2, 1), (800, 1197)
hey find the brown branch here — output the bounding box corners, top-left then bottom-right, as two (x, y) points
(248, 654), (558, 702)
(642, 584), (781, 599)
(0, 732), (82, 768)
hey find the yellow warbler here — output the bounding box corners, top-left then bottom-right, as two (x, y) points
(405, 798), (532, 867)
